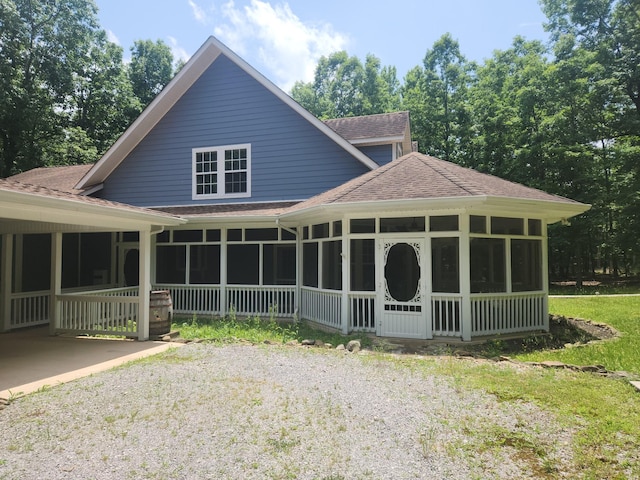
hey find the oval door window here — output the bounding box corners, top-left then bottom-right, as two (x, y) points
(385, 243), (420, 302)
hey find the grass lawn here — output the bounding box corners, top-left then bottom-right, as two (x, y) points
(516, 296), (640, 373)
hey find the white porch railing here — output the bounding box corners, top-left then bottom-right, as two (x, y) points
(471, 293), (546, 336)
(155, 284), (295, 318)
(349, 293), (376, 332)
(57, 287), (139, 337)
(227, 285), (296, 317)
(300, 287), (341, 329)
(156, 284), (221, 315)
(10, 291), (50, 328)
(431, 295), (462, 337)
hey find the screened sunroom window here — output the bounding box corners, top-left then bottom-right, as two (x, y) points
(431, 238), (460, 293)
(470, 238), (506, 293)
(193, 144), (251, 199)
(511, 239), (542, 291)
(156, 245), (186, 284)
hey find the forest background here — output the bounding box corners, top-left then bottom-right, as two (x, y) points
(1, 0), (638, 282)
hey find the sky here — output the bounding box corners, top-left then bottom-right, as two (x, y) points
(95, 0), (550, 92)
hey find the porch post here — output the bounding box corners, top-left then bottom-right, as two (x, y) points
(49, 232), (63, 335)
(340, 222), (349, 335)
(1, 234), (13, 332)
(220, 227), (227, 317)
(459, 214), (472, 341)
(542, 221), (550, 332)
(137, 228), (151, 341)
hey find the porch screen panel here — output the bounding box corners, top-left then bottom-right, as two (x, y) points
(470, 238), (505, 293)
(20, 234), (51, 292)
(156, 245), (186, 284)
(263, 244), (296, 285)
(511, 239), (542, 292)
(227, 244), (259, 285)
(303, 243), (318, 287)
(190, 245), (220, 284)
(322, 241), (342, 290)
(350, 239), (375, 291)
(431, 237), (460, 293)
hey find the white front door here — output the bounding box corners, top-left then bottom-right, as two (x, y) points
(378, 239), (428, 338)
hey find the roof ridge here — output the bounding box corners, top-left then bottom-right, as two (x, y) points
(418, 155), (486, 196)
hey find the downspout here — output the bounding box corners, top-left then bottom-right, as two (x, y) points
(275, 218), (297, 237)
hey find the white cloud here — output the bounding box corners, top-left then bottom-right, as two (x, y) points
(188, 0), (209, 24)
(167, 36), (191, 64)
(213, 0), (349, 91)
(106, 29), (120, 45)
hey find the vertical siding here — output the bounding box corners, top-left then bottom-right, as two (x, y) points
(100, 55), (371, 207)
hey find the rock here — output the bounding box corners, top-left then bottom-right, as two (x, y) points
(314, 339), (324, 348)
(454, 350), (474, 357)
(346, 340), (361, 353)
(540, 361), (568, 369)
(323, 343), (333, 349)
(336, 344), (345, 351)
(174, 338), (189, 344)
(579, 365), (605, 373)
(301, 339), (315, 346)
(286, 340), (299, 346)
(630, 381), (640, 393)
(161, 335), (172, 342)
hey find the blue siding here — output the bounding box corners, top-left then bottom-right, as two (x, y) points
(99, 55), (371, 207)
(357, 145), (393, 166)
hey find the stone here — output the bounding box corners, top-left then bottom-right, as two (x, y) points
(346, 340), (361, 353)
(579, 365), (604, 373)
(540, 361), (568, 369)
(336, 344), (345, 351)
(630, 381), (640, 393)
(314, 339), (324, 347)
(301, 339), (315, 346)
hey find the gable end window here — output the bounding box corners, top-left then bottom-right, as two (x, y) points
(193, 144), (251, 199)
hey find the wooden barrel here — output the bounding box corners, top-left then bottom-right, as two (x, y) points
(149, 290), (173, 336)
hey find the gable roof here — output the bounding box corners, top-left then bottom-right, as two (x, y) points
(76, 36), (378, 190)
(324, 111), (410, 143)
(9, 164), (93, 194)
(281, 152), (590, 222)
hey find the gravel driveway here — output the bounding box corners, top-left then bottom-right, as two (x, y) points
(0, 343), (574, 479)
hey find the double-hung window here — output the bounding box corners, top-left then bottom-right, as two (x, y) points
(193, 144), (251, 199)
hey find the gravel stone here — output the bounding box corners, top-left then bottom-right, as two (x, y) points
(0, 344), (575, 479)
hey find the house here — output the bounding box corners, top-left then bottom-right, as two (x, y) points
(1, 36), (589, 341)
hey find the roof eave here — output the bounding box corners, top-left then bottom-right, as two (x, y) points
(280, 195), (591, 224)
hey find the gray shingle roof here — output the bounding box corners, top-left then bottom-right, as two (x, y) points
(9, 164), (94, 194)
(0, 177), (182, 220)
(285, 152), (583, 212)
(324, 112), (410, 141)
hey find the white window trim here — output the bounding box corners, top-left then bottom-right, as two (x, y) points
(192, 143), (252, 200)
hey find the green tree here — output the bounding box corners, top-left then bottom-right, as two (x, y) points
(0, 0), (99, 176)
(290, 51), (400, 119)
(128, 39), (174, 107)
(402, 34), (475, 164)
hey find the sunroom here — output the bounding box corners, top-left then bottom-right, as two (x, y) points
(278, 152), (590, 341)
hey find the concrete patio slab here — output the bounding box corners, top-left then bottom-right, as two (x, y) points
(0, 327), (182, 400)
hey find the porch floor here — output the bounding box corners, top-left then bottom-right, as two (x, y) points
(0, 326), (180, 400)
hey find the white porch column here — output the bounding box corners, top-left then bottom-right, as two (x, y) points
(1, 234), (13, 332)
(542, 221), (550, 332)
(137, 229), (151, 341)
(459, 214), (472, 341)
(340, 220), (349, 335)
(49, 232), (63, 335)
(219, 227), (227, 317)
